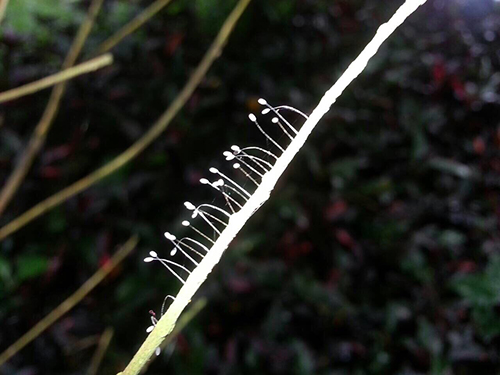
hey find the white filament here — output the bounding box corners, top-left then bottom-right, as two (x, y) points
(247, 113), (285, 152)
(232, 163), (259, 186)
(209, 167), (251, 198)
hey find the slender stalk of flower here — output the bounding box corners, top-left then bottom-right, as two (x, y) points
(172, 238), (206, 258)
(227, 150), (273, 172)
(248, 113), (285, 152)
(233, 145), (279, 161)
(224, 150), (269, 174)
(212, 180), (249, 203)
(181, 220), (215, 244)
(143, 251), (188, 284)
(232, 163), (259, 186)
(121, 1), (428, 373)
(200, 178), (243, 209)
(163, 232), (199, 265)
(209, 167), (252, 198)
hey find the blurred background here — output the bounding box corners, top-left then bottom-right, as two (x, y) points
(0, 0), (499, 374)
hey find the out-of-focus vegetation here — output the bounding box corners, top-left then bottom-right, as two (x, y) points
(0, 0), (499, 374)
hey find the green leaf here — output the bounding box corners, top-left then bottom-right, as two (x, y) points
(5, 0), (83, 41)
(0, 255), (14, 295)
(451, 256), (500, 341)
(452, 256), (500, 307)
(16, 254), (49, 281)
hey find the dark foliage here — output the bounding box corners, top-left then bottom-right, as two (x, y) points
(0, 0), (499, 374)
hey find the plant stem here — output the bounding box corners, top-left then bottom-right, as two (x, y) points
(139, 298), (207, 373)
(119, 1), (428, 374)
(87, 327), (114, 375)
(0, 54), (113, 104)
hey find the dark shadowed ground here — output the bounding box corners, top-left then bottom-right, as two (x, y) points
(0, 0), (499, 374)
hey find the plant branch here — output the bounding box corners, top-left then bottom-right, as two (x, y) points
(87, 327), (114, 375)
(0, 0), (9, 25)
(0, 235), (138, 367)
(0, 0), (104, 216)
(97, 0), (173, 54)
(119, 1), (428, 374)
(137, 298), (207, 374)
(0, 54), (113, 104)
(0, 0), (252, 241)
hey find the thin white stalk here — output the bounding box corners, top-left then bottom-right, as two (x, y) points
(121, 1), (428, 373)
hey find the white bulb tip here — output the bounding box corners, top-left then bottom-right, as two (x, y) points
(164, 232), (176, 241)
(231, 145), (240, 152)
(225, 154), (235, 161)
(200, 178), (209, 184)
(149, 251), (158, 257)
(258, 98), (267, 105)
(209, 167), (218, 174)
(144, 257), (154, 263)
(272, 117), (279, 123)
(233, 163), (240, 169)
(170, 249), (177, 256)
(182, 220), (190, 226)
(184, 201), (196, 210)
(146, 326), (154, 333)
(261, 108), (271, 115)
(248, 113), (257, 122)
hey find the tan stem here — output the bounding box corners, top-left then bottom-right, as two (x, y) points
(0, 54), (113, 104)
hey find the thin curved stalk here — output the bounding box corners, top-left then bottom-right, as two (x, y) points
(119, 1), (428, 374)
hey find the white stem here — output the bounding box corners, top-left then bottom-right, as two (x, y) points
(127, 1), (428, 373)
(170, 0), (428, 330)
